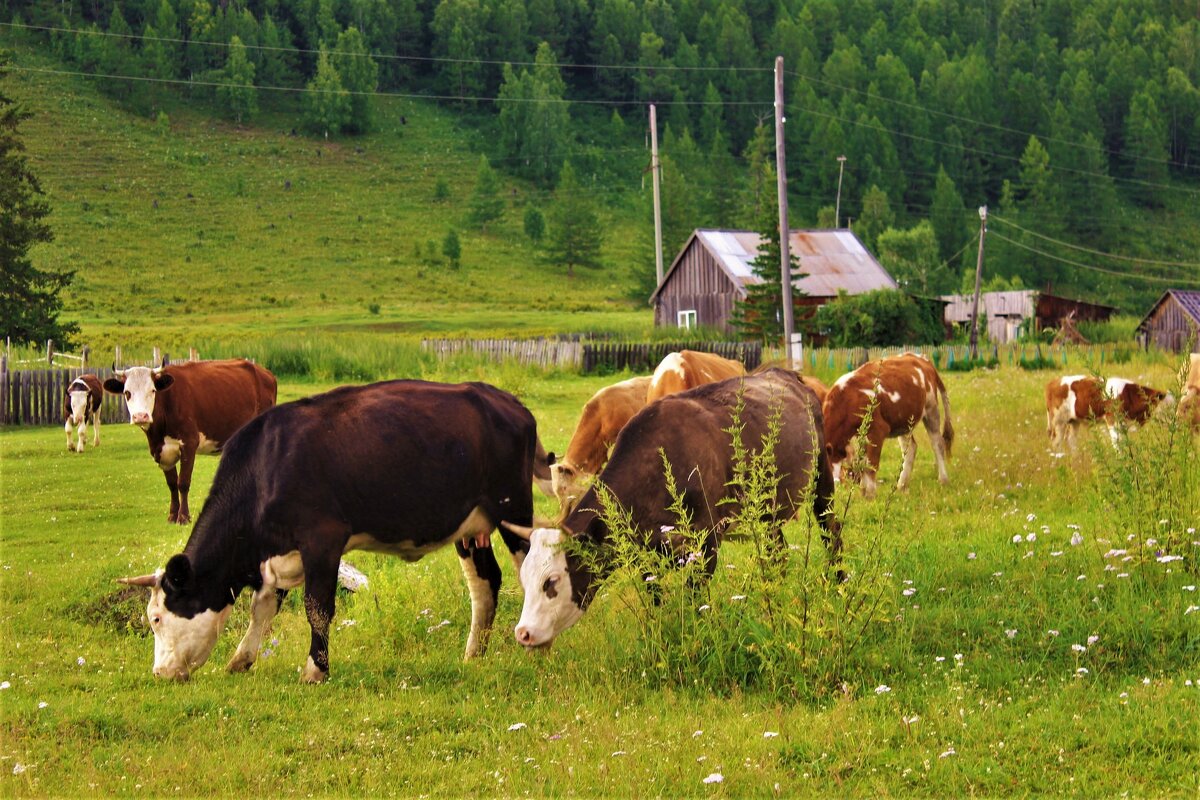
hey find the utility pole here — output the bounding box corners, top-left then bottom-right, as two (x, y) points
(969, 205), (988, 360)
(775, 57), (796, 370)
(650, 104), (664, 287)
(834, 155), (847, 228)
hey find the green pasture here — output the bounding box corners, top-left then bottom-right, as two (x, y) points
(2, 355), (1198, 797)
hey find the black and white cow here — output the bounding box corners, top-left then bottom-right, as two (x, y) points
(509, 368), (842, 649)
(64, 373), (103, 452)
(118, 380), (538, 683)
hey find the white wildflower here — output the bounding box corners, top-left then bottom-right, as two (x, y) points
(702, 773), (724, 784)
(508, 722), (527, 731)
(875, 685), (892, 694)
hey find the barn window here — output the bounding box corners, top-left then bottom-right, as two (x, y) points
(677, 310), (698, 330)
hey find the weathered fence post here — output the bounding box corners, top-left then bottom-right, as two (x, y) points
(114, 345), (122, 369)
(81, 345), (90, 368)
(46, 339), (53, 365)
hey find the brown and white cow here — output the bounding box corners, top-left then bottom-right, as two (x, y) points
(550, 375), (652, 512)
(64, 373), (103, 452)
(645, 349), (746, 403)
(105, 359), (277, 524)
(118, 380), (538, 683)
(823, 354), (954, 499)
(1177, 354), (1200, 432)
(509, 369), (842, 649)
(1046, 375), (1170, 451)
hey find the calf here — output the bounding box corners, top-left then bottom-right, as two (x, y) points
(105, 359), (277, 523)
(509, 369), (840, 649)
(1046, 375), (1170, 451)
(645, 350), (746, 402)
(118, 380), (538, 683)
(64, 374), (103, 452)
(823, 354), (954, 499)
(551, 375), (652, 512)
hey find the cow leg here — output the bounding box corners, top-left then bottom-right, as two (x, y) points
(161, 464), (182, 523)
(76, 417), (88, 453)
(65, 419), (73, 451)
(896, 433), (917, 491)
(300, 563), (339, 684)
(923, 413), (949, 485)
(455, 539), (502, 660)
(91, 411), (100, 447)
(175, 444), (198, 524)
(228, 588), (288, 673)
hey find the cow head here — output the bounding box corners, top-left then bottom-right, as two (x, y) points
(66, 385), (90, 425)
(826, 439), (858, 484)
(105, 366), (174, 428)
(510, 526), (594, 649)
(118, 554), (233, 681)
(549, 462), (586, 512)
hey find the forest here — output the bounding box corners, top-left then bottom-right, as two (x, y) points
(7, 0), (1200, 311)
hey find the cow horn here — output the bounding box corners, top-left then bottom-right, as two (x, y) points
(500, 521), (534, 539)
(117, 573), (160, 587)
(111, 361), (125, 378)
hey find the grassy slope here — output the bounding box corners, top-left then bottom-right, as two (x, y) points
(2, 356), (1198, 797)
(11, 45), (653, 351)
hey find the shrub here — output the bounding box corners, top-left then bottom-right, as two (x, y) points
(813, 289), (944, 347)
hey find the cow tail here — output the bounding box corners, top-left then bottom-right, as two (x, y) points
(938, 373), (954, 458)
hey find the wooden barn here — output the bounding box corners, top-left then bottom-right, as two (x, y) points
(940, 290), (1117, 344)
(649, 229), (896, 332)
(1136, 289), (1200, 352)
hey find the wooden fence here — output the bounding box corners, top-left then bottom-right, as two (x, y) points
(420, 338), (583, 369)
(420, 338), (763, 374)
(0, 363), (129, 427)
(788, 340), (1148, 375)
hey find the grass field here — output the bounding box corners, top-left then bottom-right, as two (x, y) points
(2, 353), (1197, 797)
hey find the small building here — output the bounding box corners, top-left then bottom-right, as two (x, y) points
(1136, 289), (1200, 352)
(650, 228), (896, 332)
(940, 290), (1117, 344)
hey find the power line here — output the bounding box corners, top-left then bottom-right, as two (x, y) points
(987, 230), (1200, 285)
(1, 21), (771, 74)
(989, 213), (1200, 270)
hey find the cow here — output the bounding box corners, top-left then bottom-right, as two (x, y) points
(550, 375), (652, 512)
(798, 374), (829, 405)
(1178, 354), (1200, 432)
(63, 374), (103, 452)
(104, 359), (277, 524)
(822, 354), (954, 499)
(1046, 375), (1170, 451)
(117, 380), (539, 683)
(507, 369), (841, 650)
(645, 350), (746, 403)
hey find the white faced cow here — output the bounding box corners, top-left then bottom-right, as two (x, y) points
(822, 354), (954, 499)
(63, 373), (103, 452)
(104, 359), (277, 523)
(118, 380), (539, 683)
(510, 369), (841, 650)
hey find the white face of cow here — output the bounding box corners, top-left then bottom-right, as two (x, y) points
(68, 390), (90, 425)
(145, 583), (232, 681)
(515, 528), (584, 648)
(115, 367), (170, 429)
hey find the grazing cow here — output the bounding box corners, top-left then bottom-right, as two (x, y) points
(798, 374), (829, 405)
(104, 359), (277, 524)
(1178, 354), (1200, 432)
(509, 369), (841, 649)
(823, 354), (954, 499)
(117, 380), (538, 683)
(550, 375), (652, 512)
(645, 350), (746, 403)
(63, 374), (103, 452)
(1046, 375), (1170, 451)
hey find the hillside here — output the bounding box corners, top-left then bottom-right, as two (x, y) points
(9, 47), (654, 351)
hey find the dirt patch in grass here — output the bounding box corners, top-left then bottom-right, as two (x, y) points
(69, 585), (150, 636)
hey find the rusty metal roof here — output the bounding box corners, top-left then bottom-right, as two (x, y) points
(652, 228), (897, 301)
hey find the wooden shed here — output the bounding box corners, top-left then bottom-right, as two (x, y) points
(940, 290), (1117, 344)
(1136, 289), (1200, 352)
(649, 229), (896, 332)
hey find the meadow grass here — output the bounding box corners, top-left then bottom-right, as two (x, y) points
(2, 354), (1197, 797)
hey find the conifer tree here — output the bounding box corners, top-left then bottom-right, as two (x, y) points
(217, 36), (257, 123)
(468, 155), (505, 231)
(305, 47), (351, 137)
(546, 162), (603, 277)
(333, 27), (379, 133)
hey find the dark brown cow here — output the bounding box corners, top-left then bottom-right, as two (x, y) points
(551, 375), (652, 512)
(118, 380), (537, 683)
(104, 359), (277, 524)
(64, 373), (104, 452)
(1046, 375), (1170, 451)
(823, 354), (954, 499)
(645, 350), (746, 402)
(509, 369), (841, 649)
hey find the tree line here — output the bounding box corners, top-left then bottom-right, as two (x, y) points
(9, 0), (1200, 311)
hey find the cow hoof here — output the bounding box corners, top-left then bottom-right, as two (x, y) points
(300, 657), (328, 684)
(226, 653), (255, 673)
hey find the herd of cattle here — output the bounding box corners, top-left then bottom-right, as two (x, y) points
(57, 349), (1199, 682)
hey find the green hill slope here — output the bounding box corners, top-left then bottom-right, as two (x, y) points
(13, 48), (654, 351)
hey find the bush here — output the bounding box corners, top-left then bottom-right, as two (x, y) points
(813, 289), (944, 347)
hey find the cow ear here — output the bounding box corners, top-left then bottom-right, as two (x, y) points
(154, 373), (175, 392)
(546, 451), (556, 466)
(162, 554), (192, 594)
(103, 378), (124, 394)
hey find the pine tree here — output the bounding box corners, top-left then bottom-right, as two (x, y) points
(1125, 87), (1170, 207)
(468, 155), (505, 231)
(217, 35), (257, 124)
(333, 27), (379, 134)
(546, 162), (604, 277)
(0, 61), (78, 346)
(497, 42), (571, 187)
(443, 229), (462, 269)
(929, 166), (969, 266)
(305, 47), (351, 137)
(524, 206), (545, 243)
